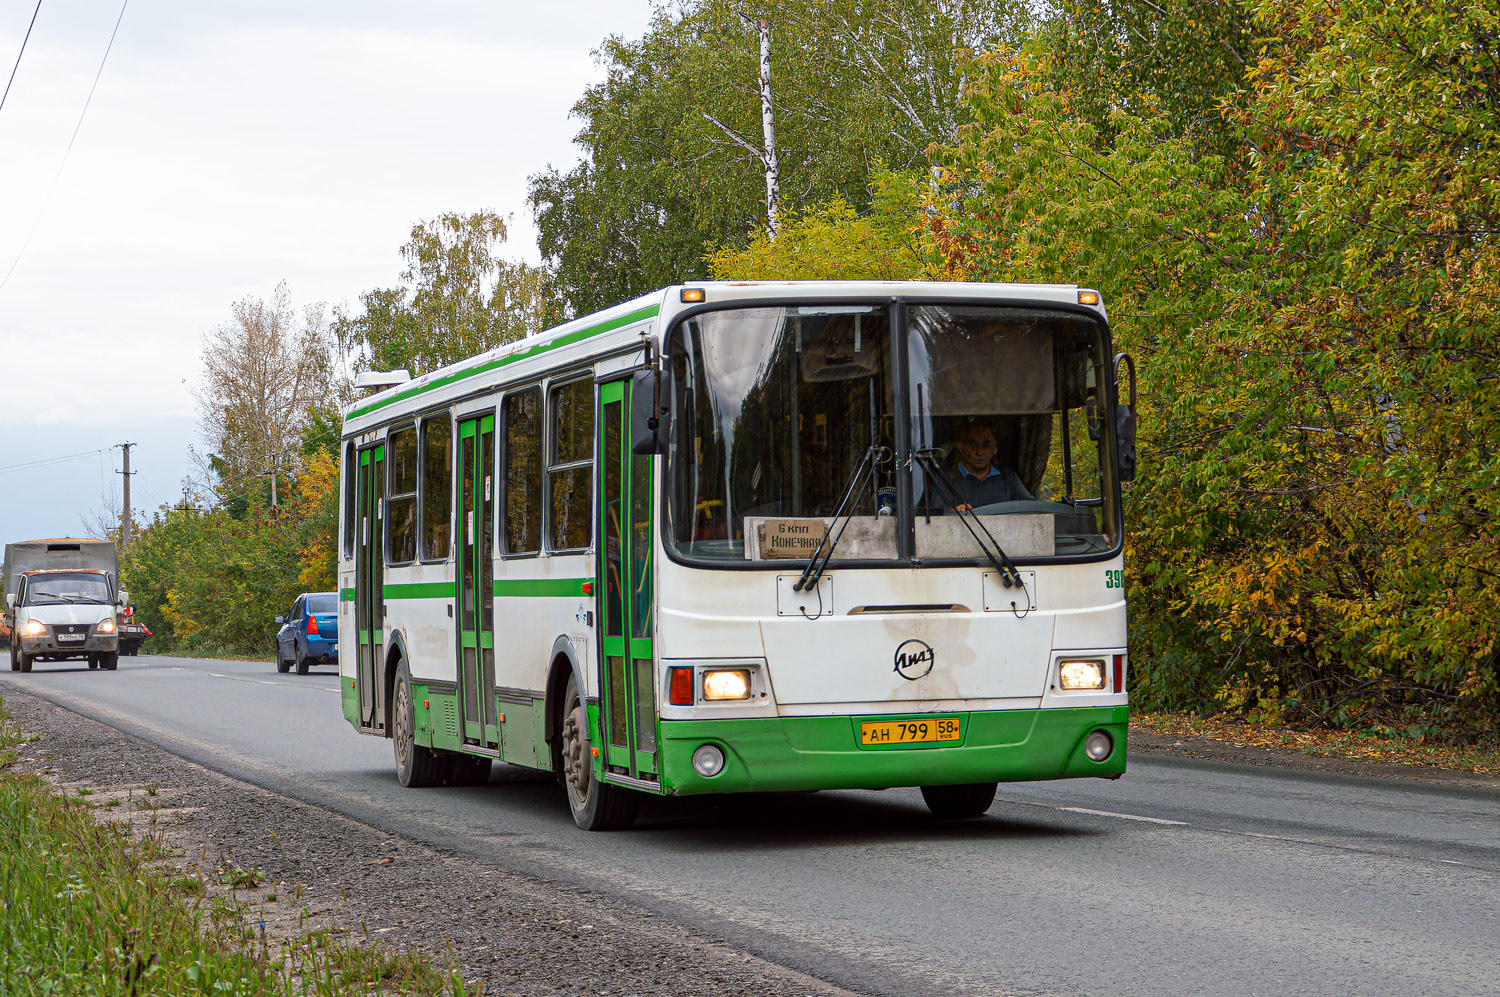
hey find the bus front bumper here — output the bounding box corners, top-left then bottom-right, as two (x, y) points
(656, 706), (1127, 796)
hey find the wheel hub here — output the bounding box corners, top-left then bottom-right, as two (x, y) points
(562, 705), (590, 797)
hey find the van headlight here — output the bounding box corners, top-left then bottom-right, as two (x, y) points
(96, 618), (116, 635)
(23, 619), (47, 637)
(1058, 659), (1106, 691)
(702, 669), (751, 701)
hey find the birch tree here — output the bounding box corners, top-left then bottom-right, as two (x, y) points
(194, 282), (333, 503)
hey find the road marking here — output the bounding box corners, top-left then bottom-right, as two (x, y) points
(1059, 806), (1188, 826)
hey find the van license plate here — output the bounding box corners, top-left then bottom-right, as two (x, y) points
(58, 633), (85, 642)
(859, 717), (961, 746)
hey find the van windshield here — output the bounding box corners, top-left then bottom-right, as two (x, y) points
(24, 573), (111, 606)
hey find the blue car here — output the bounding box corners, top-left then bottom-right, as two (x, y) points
(275, 592), (338, 675)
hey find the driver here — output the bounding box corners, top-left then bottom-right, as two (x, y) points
(932, 422), (1033, 512)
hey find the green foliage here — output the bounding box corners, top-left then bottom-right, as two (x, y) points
(707, 171), (948, 280)
(121, 462), (337, 655)
(0, 702), (453, 995)
(335, 210), (565, 377)
(925, 1), (1500, 731)
(530, 0), (1028, 313)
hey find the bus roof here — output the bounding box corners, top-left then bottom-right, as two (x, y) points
(341, 280), (1106, 432)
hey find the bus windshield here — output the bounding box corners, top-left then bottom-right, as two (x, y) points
(665, 302), (1120, 563)
(23, 572), (112, 606)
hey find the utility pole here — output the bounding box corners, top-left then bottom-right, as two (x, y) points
(116, 442), (137, 550)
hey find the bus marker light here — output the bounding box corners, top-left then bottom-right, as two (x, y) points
(1113, 654), (1125, 693)
(582, 581), (592, 595)
(1084, 730), (1114, 762)
(680, 288), (705, 303)
(591, 747), (600, 758)
(423, 700), (429, 709)
(702, 669), (751, 701)
(1059, 659), (1106, 691)
(1078, 290), (1100, 305)
(669, 666), (694, 705)
(498, 713), (505, 722)
(692, 744), (725, 777)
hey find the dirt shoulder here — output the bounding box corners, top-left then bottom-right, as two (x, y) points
(1129, 726), (1500, 792)
(2, 688), (855, 997)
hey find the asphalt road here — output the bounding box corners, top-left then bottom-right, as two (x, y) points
(5, 653), (1499, 996)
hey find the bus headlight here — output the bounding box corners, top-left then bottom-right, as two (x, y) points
(1058, 659), (1106, 691)
(1084, 730), (1114, 762)
(692, 744), (725, 777)
(23, 619), (47, 637)
(702, 669), (751, 701)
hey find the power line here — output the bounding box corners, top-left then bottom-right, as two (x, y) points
(0, 447), (112, 475)
(0, 1), (43, 115)
(0, 0), (129, 292)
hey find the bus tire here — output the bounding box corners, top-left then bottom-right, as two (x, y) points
(393, 663), (445, 788)
(559, 675), (637, 831)
(920, 782), (997, 820)
(100, 651), (119, 671)
(18, 651), (33, 673)
(448, 754), (492, 786)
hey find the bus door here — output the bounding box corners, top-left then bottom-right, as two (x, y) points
(456, 415), (500, 749)
(597, 379), (657, 780)
(355, 443), (386, 732)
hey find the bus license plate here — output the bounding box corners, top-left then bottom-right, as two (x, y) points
(859, 717), (961, 747)
(58, 633), (85, 642)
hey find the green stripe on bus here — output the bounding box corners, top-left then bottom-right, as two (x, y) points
(494, 578), (592, 597)
(383, 582), (457, 599)
(345, 303), (660, 420)
(340, 588), (354, 601)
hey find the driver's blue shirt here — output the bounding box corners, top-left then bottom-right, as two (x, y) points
(930, 462), (1034, 509)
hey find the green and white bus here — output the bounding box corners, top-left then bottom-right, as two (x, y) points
(338, 281), (1136, 830)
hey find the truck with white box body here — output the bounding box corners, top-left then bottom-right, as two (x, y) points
(4, 539), (123, 672)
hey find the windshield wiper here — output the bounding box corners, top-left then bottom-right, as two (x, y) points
(915, 449), (1026, 589)
(794, 444), (890, 593)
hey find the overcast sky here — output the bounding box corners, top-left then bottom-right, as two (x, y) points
(0, 0), (656, 544)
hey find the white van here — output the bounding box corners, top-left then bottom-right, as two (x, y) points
(4, 539), (122, 672)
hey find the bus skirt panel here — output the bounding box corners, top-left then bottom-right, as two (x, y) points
(654, 706), (1128, 796)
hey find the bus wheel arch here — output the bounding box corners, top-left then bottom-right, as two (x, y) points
(544, 637), (585, 772)
(382, 631), (410, 738)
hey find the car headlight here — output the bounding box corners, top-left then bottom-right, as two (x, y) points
(23, 619), (47, 636)
(1058, 659), (1106, 691)
(96, 618), (116, 634)
(702, 669), (751, 701)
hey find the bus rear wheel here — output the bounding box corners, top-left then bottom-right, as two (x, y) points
(920, 782), (997, 820)
(393, 663), (445, 788)
(559, 675), (637, 831)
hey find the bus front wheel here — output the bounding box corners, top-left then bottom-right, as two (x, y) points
(393, 663), (445, 788)
(920, 782), (997, 820)
(559, 675), (637, 831)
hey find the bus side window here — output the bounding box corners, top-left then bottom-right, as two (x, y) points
(387, 425), (418, 563)
(547, 377), (593, 551)
(502, 387), (543, 555)
(342, 440), (356, 559)
(421, 416), (453, 561)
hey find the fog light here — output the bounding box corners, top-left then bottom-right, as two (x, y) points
(1084, 730), (1114, 762)
(1059, 659), (1106, 690)
(702, 669), (751, 701)
(692, 744), (725, 777)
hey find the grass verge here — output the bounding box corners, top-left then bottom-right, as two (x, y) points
(0, 698), (478, 995)
(1132, 711), (1500, 775)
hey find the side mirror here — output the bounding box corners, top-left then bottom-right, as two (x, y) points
(631, 366), (673, 456)
(1113, 352), (1137, 483)
(274, 615), (285, 625)
(4, 594), (12, 609)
